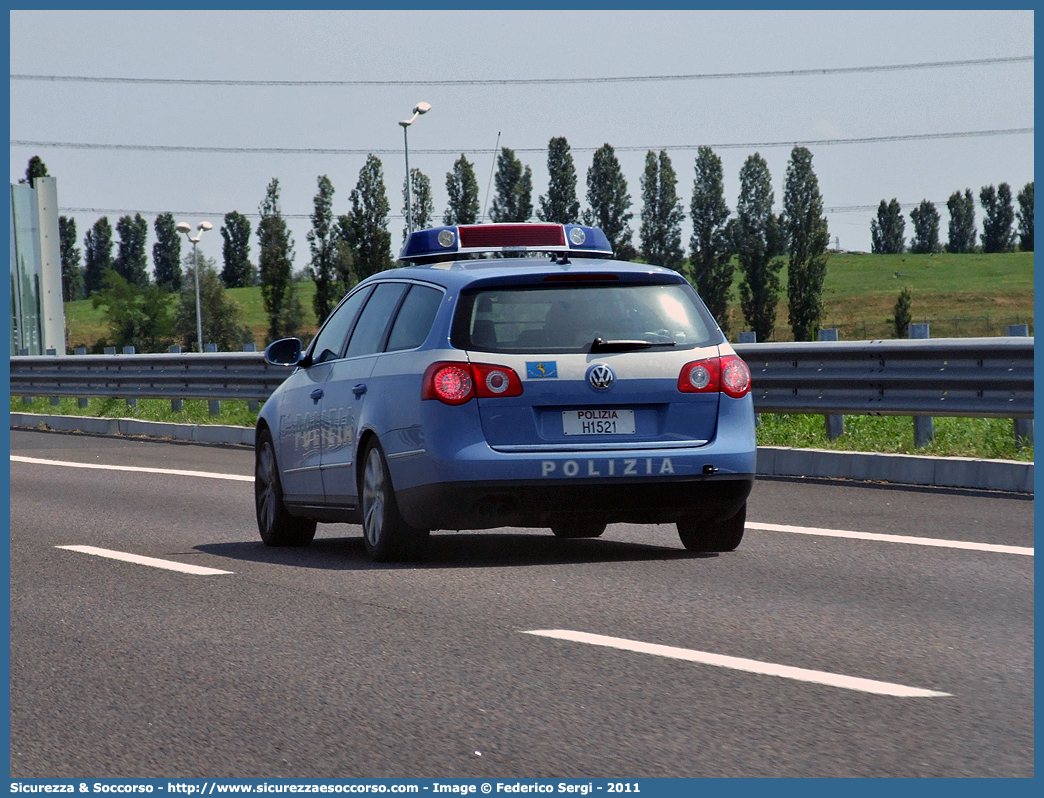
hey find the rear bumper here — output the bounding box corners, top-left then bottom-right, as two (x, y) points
(395, 473), (754, 531)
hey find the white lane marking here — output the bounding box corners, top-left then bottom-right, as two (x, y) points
(11, 455), (252, 482)
(56, 545), (233, 575)
(13, 457), (1030, 556)
(525, 630), (950, 698)
(747, 521), (1033, 556)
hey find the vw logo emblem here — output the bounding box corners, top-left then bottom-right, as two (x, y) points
(587, 363), (615, 390)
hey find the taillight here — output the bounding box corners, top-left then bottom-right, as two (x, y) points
(423, 363), (474, 405)
(471, 363), (524, 398)
(423, 362), (523, 404)
(720, 355), (752, 398)
(678, 357), (720, 393)
(678, 355), (751, 398)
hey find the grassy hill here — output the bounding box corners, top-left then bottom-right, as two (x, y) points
(62, 251), (1034, 350)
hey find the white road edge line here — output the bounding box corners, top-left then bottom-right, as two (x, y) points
(747, 522), (1033, 556)
(11, 455), (252, 482)
(56, 545), (233, 575)
(524, 630), (951, 698)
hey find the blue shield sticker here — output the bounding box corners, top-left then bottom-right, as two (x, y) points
(526, 361), (558, 379)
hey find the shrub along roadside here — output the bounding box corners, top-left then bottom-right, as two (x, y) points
(10, 397), (1032, 462)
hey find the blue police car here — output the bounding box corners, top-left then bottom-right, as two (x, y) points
(255, 223), (756, 561)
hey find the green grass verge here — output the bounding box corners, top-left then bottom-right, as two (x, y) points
(12, 397), (1032, 462)
(12, 396), (260, 429)
(756, 413), (1032, 461)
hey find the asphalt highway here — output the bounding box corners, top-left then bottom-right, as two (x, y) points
(9, 430), (1034, 778)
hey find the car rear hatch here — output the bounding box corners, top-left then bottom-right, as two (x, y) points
(451, 274), (724, 452)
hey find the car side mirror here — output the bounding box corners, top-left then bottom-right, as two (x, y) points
(265, 338), (303, 366)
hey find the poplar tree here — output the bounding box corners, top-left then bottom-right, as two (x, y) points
(341, 154), (393, 281)
(871, 199), (905, 254)
(257, 178), (303, 342)
(58, 216), (83, 302)
(980, 183), (1016, 253)
(221, 211), (255, 288)
(308, 175), (342, 325)
(489, 147), (533, 222)
(734, 153), (782, 341)
(583, 143), (635, 260)
(946, 190), (976, 253)
(402, 168), (434, 238)
(83, 217), (113, 297)
(538, 137), (580, 223)
(20, 156), (48, 186)
(639, 150), (684, 270)
(783, 147), (829, 342)
(114, 213), (150, 287)
(152, 212), (182, 293)
(1016, 181), (1033, 252)
(444, 155), (480, 225)
(688, 146), (732, 334)
(909, 200), (941, 254)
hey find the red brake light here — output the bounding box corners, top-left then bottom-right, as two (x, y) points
(720, 355), (752, 398)
(677, 355), (750, 398)
(423, 363), (474, 405)
(423, 362), (523, 404)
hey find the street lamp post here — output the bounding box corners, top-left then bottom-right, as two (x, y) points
(175, 221), (213, 352)
(399, 102), (431, 235)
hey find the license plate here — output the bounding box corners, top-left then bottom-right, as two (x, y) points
(562, 409), (635, 435)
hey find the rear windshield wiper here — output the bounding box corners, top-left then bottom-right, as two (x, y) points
(590, 337), (677, 352)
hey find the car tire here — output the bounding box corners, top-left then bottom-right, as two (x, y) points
(360, 441), (429, 562)
(677, 503), (746, 552)
(550, 521), (607, 539)
(255, 428), (317, 547)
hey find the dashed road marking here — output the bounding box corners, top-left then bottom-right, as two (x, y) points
(525, 629), (951, 697)
(747, 521), (1033, 556)
(56, 545), (233, 575)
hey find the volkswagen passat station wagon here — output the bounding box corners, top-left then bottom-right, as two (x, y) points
(255, 223), (756, 561)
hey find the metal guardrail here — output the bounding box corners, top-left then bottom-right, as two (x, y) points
(733, 337), (1033, 418)
(8, 337), (1035, 419)
(9, 352), (281, 402)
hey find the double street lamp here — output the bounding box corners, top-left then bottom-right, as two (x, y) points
(399, 102), (432, 235)
(175, 220), (213, 352)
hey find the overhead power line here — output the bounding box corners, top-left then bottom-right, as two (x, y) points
(9, 55), (1033, 87)
(10, 128), (1034, 158)
(50, 202), (964, 221)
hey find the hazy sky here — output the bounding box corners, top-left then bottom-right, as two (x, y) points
(9, 9), (1035, 271)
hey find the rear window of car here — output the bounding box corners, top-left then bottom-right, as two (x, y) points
(452, 282), (720, 353)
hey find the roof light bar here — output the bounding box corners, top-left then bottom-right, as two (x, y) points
(398, 223), (614, 263)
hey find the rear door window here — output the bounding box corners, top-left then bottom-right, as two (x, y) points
(344, 282), (409, 358)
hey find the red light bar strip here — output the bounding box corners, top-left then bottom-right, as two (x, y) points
(458, 224), (566, 249)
